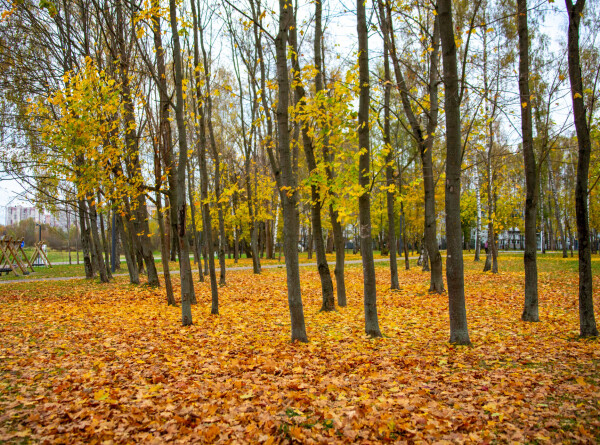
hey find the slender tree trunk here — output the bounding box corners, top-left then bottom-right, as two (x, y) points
(566, 0), (598, 337)
(378, 0), (443, 293)
(383, 30), (399, 290)
(78, 198), (94, 279)
(247, 168), (261, 273)
(288, 16), (335, 311)
(116, 212), (139, 284)
(199, 23), (227, 286)
(98, 206), (111, 279)
(67, 209), (72, 265)
(275, 0), (308, 342)
(232, 194), (240, 263)
(402, 203), (410, 270)
(422, 241), (430, 272)
(151, 0), (178, 285)
(482, 24), (499, 274)
(169, 0), (197, 325)
(312, 0), (346, 306)
(548, 161), (568, 258)
(186, 162), (204, 282)
(116, 0), (158, 287)
(358, 0), (382, 337)
(190, 0), (218, 313)
(439, 0), (470, 345)
(87, 198), (109, 283)
(155, 187), (176, 306)
(517, 0), (539, 322)
(474, 162), (482, 261)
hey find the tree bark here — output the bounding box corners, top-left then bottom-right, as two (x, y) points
(311, 0), (347, 306)
(377, 0), (444, 293)
(288, 10), (335, 312)
(186, 161), (204, 282)
(358, 0), (382, 337)
(275, 0), (308, 342)
(116, 211), (139, 284)
(566, 0), (598, 337)
(169, 0), (197, 325)
(191, 0), (218, 313)
(517, 0), (540, 322)
(439, 0), (471, 345)
(199, 22), (227, 286)
(78, 198), (94, 279)
(548, 160), (568, 258)
(382, 13), (399, 290)
(87, 198), (109, 283)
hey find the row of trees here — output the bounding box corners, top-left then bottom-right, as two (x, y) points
(0, 0), (598, 341)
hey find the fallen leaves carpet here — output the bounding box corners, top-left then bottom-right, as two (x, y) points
(1, 256), (599, 443)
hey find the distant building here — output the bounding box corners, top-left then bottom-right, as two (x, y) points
(5, 205), (71, 231)
(6, 206), (41, 226)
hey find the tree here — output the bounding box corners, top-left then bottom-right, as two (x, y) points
(439, 0), (471, 345)
(169, 0), (196, 325)
(377, 0), (444, 293)
(380, 3), (399, 290)
(191, 0), (219, 314)
(358, 0), (382, 338)
(517, 0), (539, 322)
(275, 0), (308, 342)
(288, 2), (335, 312)
(565, 0), (598, 337)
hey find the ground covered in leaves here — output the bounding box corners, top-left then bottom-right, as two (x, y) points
(1, 255), (599, 443)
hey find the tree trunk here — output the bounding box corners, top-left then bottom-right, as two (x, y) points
(288, 15), (335, 312)
(566, 0), (598, 337)
(382, 30), (399, 290)
(275, 0), (308, 342)
(199, 22), (227, 286)
(439, 0), (470, 345)
(517, 0), (540, 322)
(116, 0), (158, 287)
(378, 0), (443, 293)
(78, 198), (94, 279)
(98, 205), (111, 279)
(190, 0), (218, 313)
(422, 241), (430, 272)
(114, 211), (136, 282)
(548, 160), (568, 258)
(87, 198), (109, 283)
(313, 0), (346, 307)
(402, 203), (410, 270)
(358, 0), (382, 337)
(169, 0), (197, 325)
(474, 162), (481, 261)
(155, 187), (176, 306)
(186, 162), (204, 282)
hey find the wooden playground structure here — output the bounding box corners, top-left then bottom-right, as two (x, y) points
(0, 237), (52, 277)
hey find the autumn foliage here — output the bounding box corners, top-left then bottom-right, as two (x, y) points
(1, 255), (599, 443)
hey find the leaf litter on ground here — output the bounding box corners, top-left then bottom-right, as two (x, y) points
(0, 256), (599, 443)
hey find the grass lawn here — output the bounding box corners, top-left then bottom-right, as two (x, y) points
(1, 254), (599, 442)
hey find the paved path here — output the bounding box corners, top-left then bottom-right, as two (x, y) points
(0, 257), (417, 285)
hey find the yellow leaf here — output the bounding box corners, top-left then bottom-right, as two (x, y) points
(522, 102), (528, 108)
(94, 389), (109, 401)
(574, 92), (582, 99)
